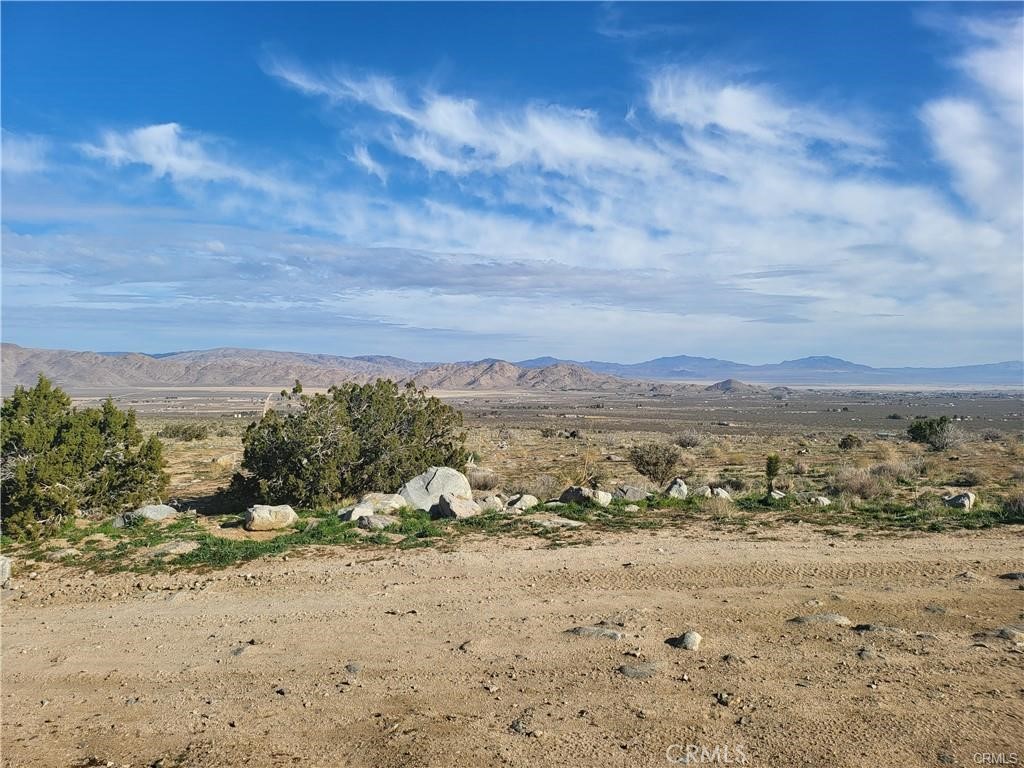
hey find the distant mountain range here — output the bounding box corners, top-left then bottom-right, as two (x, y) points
(517, 353), (1023, 386)
(2, 343), (1021, 391)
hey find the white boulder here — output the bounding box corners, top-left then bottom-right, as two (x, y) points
(942, 492), (976, 511)
(244, 504), (298, 531)
(665, 478), (688, 499)
(398, 467), (472, 512)
(339, 492), (406, 521)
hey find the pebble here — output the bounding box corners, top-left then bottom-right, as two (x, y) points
(618, 662), (659, 679)
(666, 630), (702, 651)
(566, 625), (624, 641)
(788, 613), (852, 626)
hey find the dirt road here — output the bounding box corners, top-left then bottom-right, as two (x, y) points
(3, 526), (1022, 767)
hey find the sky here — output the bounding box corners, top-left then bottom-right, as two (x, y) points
(1, 2), (1022, 367)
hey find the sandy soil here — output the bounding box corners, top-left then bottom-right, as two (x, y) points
(3, 526), (1022, 768)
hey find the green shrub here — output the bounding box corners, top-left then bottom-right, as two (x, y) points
(765, 453), (781, 493)
(157, 422), (209, 441)
(628, 442), (681, 487)
(1, 375), (168, 538)
(907, 416), (964, 451)
(232, 379), (467, 507)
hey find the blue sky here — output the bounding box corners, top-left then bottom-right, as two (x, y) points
(2, 2), (1022, 366)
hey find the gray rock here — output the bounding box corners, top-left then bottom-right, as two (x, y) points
(530, 515), (586, 530)
(244, 504), (298, 531)
(666, 630), (702, 651)
(942, 491), (976, 511)
(618, 662), (659, 679)
(357, 514), (400, 531)
(998, 572), (1024, 581)
(434, 493), (481, 519)
(0, 556), (10, 589)
(478, 494), (507, 513)
(665, 478), (688, 499)
(694, 485), (713, 498)
(507, 493), (539, 512)
(398, 467), (472, 512)
(339, 493), (406, 521)
(995, 624), (1024, 642)
(116, 503), (178, 527)
(624, 504), (640, 513)
(788, 613), (852, 627)
(566, 625), (624, 641)
(811, 496), (832, 507)
(148, 540), (200, 558)
(47, 548), (80, 561)
(614, 485), (650, 502)
(559, 486), (611, 507)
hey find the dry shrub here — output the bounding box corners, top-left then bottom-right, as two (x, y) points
(869, 460), (915, 483)
(723, 452), (746, 466)
(838, 434), (863, 450)
(701, 495), (734, 518)
(628, 442), (681, 486)
(515, 473), (561, 502)
(873, 443), (899, 462)
(981, 429), (1004, 442)
(950, 469), (986, 487)
(675, 429), (708, 449)
(466, 467), (500, 491)
(772, 475), (794, 492)
(1002, 487), (1024, 517)
(793, 461), (810, 476)
(830, 467), (888, 499)
(716, 474), (748, 492)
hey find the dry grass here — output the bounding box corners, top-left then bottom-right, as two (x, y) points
(869, 460), (916, 483)
(830, 467), (889, 499)
(466, 467), (500, 491)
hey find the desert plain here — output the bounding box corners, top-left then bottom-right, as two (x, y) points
(2, 384), (1023, 767)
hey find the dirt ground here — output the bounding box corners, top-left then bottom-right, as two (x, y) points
(3, 525), (1022, 768)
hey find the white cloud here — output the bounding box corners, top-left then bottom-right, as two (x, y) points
(79, 123), (303, 198)
(351, 144), (388, 183)
(1, 132), (50, 175)
(921, 15), (1023, 226)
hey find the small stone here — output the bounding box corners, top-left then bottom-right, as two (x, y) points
(566, 625), (624, 641)
(357, 514), (400, 531)
(666, 630), (702, 651)
(788, 613), (852, 626)
(995, 625), (1024, 642)
(714, 691), (733, 707)
(618, 663), (659, 679)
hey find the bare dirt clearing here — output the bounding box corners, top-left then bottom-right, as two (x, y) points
(3, 527), (1023, 767)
